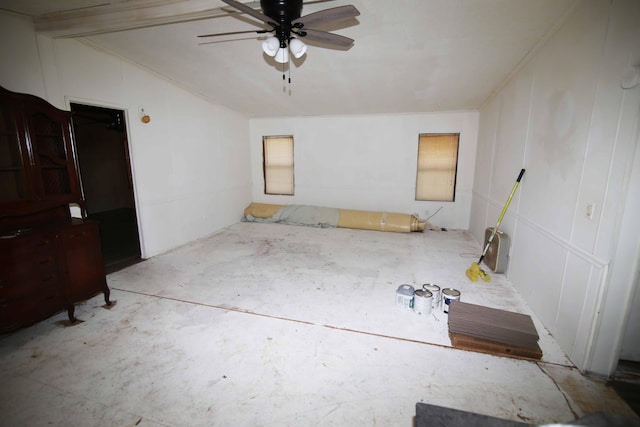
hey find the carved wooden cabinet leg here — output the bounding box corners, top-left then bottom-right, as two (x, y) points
(67, 305), (77, 323)
(104, 288), (112, 306)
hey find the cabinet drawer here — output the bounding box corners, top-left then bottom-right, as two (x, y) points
(0, 288), (65, 331)
(0, 272), (58, 302)
(0, 235), (55, 272)
(0, 255), (57, 282)
(0, 233), (53, 262)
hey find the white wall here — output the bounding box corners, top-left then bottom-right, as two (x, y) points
(250, 112), (479, 230)
(0, 11), (253, 258)
(615, 127), (640, 362)
(0, 13), (46, 97)
(471, 0), (640, 376)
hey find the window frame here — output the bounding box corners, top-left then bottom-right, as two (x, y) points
(415, 133), (460, 202)
(262, 135), (295, 196)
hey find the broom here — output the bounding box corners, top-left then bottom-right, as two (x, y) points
(466, 168), (525, 282)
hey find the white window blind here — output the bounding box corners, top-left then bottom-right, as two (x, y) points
(263, 135), (294, 195)
(415, 133), (459, 201)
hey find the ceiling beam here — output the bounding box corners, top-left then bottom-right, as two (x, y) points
(34, 0), (241, 38)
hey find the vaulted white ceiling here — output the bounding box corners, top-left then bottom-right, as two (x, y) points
(0, 0), (577, 118)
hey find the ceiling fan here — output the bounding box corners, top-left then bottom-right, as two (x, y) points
(199, 0), (360, 65)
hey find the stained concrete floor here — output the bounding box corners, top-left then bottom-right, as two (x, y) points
(0, 222), (637, 426)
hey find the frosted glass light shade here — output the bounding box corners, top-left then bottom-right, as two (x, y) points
(274, 47), (289, 64)
(262, 36), (280, 57)
(288, 38), (307, 59)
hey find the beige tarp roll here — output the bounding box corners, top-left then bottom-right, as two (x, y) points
(243, 203), (425, 233)
(243, 203), (284, 219)
(337, 209), (424, 233)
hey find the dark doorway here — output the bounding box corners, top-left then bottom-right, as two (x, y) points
(71, 103), (142, 274)
(611, 360), (640, 416)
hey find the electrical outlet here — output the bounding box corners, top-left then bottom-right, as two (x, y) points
(586, 203), (595, 220)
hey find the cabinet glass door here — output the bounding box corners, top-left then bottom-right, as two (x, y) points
(0, 102), (27, 201)
(28, 110), (74, 198)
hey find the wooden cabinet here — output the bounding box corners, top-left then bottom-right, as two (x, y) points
(0, 85), (110, 333)
(1, 86), (83, 216)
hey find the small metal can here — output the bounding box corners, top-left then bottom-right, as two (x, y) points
(423, 284), (441, 309)
(413, 289), (433, 315)
(396, 284), (415, 310)
(441, 288), (461, 314)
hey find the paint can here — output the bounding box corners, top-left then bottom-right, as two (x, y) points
(422, 284), (441, 309)
(413, 289), (433, 315)
(396, 284), (415, 310)
(441, 288), (461, 314)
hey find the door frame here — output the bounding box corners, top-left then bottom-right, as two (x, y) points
(64, 96), (146, 260)
(586, 81), (640, 376)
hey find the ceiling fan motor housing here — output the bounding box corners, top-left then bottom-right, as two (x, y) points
(261, 0), (303, 22)
(261, 0), (303, 44)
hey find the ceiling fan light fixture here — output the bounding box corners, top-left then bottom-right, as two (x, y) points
(288, 38), (307, 59)
(262, 36), (280, 57)
(274, 47), (289, 64)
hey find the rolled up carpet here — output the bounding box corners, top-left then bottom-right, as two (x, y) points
(243, 203), (425, 233)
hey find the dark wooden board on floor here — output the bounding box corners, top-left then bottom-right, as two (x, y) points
(448, 301), (542, 360)
(449, 332), (543, 360)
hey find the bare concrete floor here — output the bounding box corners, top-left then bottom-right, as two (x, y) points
(0, 222), (636, 426)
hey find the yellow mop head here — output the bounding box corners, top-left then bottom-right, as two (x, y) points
(466, 262), (491, 282)
(466, 262), (480, 281)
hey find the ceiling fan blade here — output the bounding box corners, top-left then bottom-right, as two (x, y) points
(220, 0), (277, 25)
(292, 5), (359, 28)
(221, 1), (259, 14)
(198, 36), (262, 46)
(198, 29), (270, 38)
(298, 29), (354, 48)
(222, 0), (336, 13)
(300, 0), (339, 5)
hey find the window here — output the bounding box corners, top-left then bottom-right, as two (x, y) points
(415, 133), (459, 201)
(263, 135), (294, 195)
